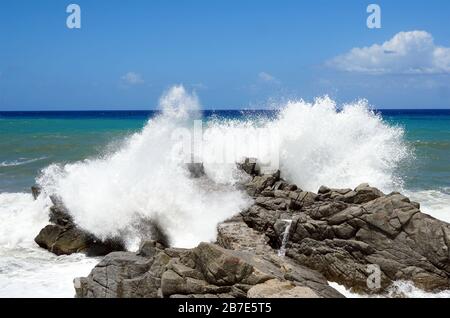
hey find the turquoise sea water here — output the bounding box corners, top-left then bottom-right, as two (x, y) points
(382, 111), (450, 192)
(1, 110), (449, 193)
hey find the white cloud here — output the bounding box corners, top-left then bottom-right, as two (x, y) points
(258, 71), (280, 84)
(121, 72), (145, 85)
(327, 31), (450, 74)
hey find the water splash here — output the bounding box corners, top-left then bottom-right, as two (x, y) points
(35, 87), (410, 249)
(278, 219), (292, 257)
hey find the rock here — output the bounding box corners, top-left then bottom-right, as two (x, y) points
(193, 243), (267, 286)
(247, 279), (319, 298)
(216, 221), (270, 255)
(31, 185), (41, 200)
(344, 183), (385, 204)
(135, 219), (171, 247)
(138, 240), (166, 258)
(34, 195), (125, 256)
(237, 158), (259, 176)
(35, 224), (125, 256)
(318, 186), (331, 194)
(244, 171), (280, 196)
(75, 237), (344, 298)
(74, 251), (158, 298)
(216, 220), (344, 298)
(49, 204), (73, 226)
(255, 197), (290, 211)
(186, 162), (205, 178)
(242, 183), (450, 293)
(291, 191), (317, 207)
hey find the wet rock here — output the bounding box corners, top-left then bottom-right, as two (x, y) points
(35, 224), (125, 256)
(34, 195), (125, 256)
(243, 183), (450, 293)
(186, 162), (205, 178)
(138, 240), (166, 258)
(49, 204), (73, 226)
(31, 185), (42, 200)
(237, 158), (259, 176)
(216, 220), (344, 298)
(244, 171), (280, 197)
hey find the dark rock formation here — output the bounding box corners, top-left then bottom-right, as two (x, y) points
(34, 195), (125, 256)
(31, 185), (41, 200)
(74, 238), (343, 298)
(186, 162), (205, 178)
(240, 170), (450, 293)
(35, 224), (125, 256)
(237, 158), (259, 176)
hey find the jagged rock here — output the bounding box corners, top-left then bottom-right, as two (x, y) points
(35, 224), (125, 256)
(255, 197), (290, 211)
(244, 171), (280, 196)
(49, 204), (73, 226)
(237, 157), (259, 176)
(216, 220), (344, 298)
(74, 238), (344, 298)
(317, 184), (384, 204)
(242, 183), (450, 293)
(186, 162), (205, 178)
(138, 240), (166, 258)
(31, 185), (41, 200)
(74, 251), (158, 298)
(133, 218), (171, 247)
(318, 185), (331, 194)
(34, 195), (125, 256)
(343, 183), (385, 204)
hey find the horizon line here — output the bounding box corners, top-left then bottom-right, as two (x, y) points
(1, 108), (450, 112)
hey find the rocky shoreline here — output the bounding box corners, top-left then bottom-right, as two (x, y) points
(32, 159), (450, 298)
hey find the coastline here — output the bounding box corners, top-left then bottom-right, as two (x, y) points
(27, 159), (450, 298)
(1, 103), (450, 298)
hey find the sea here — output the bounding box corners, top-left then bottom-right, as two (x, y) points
(0, 87), (449, 297)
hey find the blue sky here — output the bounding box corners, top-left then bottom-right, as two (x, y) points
(0, 0), (449, 110)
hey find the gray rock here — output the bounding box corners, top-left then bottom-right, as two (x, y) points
(237, 157), (259, 176)
(34, 196), (125, 256)
(75, 237), (344, 298)
(247, 279), (319, 298)
(186, 163), (205, 178)
(244, 171), (280, 196)
(35, 224), (125, 256)
(74, 251), (157, 297)
(242, 184), (450, 293)
(31, 185), (42, 200)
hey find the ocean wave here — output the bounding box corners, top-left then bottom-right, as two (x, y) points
(0, 193), (51, 247)
(0, 246), (98, 298)
(406, 188), (450, 223)
(34, 86), (410, 248)
(0, 157), (48, 167)
(329, 281), (450, 298)
(0, 86), (448, 298)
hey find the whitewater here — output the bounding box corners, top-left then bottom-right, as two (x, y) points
(1, 85), (449, 297)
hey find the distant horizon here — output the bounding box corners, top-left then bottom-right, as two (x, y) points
(1, 108), (450, 112)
